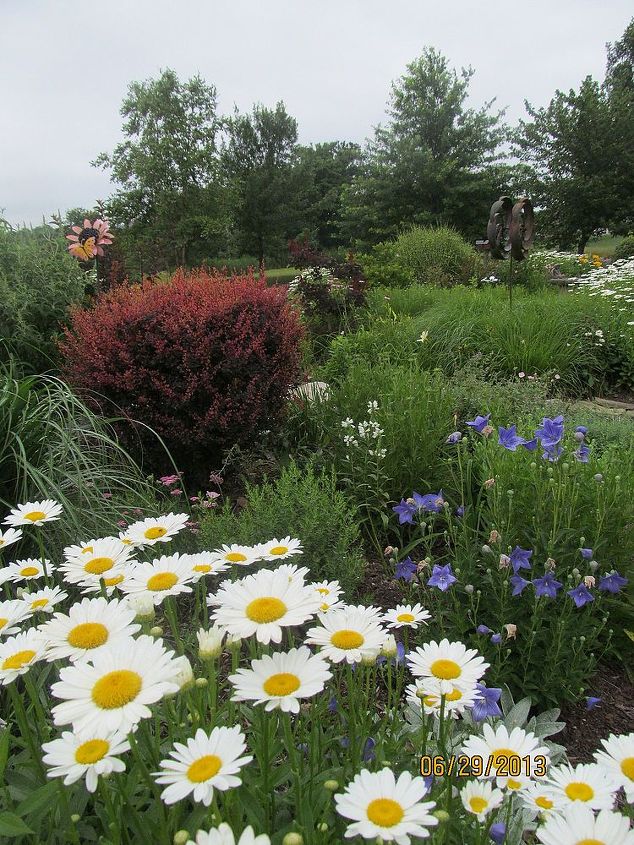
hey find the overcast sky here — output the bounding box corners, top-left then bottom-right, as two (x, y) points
(1, 0), (631, 226)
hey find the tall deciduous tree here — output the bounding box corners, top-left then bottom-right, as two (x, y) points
(222, 102), (299, 266)
(94, 69), (225, 270)
(340, 48), (505, 248)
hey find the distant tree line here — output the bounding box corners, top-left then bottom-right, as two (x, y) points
(89, 19), (634, 272)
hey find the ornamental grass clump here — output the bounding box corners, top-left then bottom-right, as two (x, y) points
(60, 269), (303, 478)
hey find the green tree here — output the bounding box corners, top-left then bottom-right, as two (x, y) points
(222, 102), (299, 266)
(94, 69), (225, 270)
(605, 19), (634, 233)
(340, 48), (505, 248)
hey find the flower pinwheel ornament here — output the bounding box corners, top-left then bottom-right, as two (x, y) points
(66, 218), (113, 261)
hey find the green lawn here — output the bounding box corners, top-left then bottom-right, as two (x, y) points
(585, 234), (625, 257)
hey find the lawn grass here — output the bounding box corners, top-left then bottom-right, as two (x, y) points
(585, 234), (625, 257)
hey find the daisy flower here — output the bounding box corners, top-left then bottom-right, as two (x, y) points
(546, 762), (618, 811)
(41, 596), (140, 663)
(153, 726), (252, 806)
(0, 527), (23, 550)
(126, 513), (189, 547)
(310, 580), (342, 601)
(594, 732), (634, 801)
(0, 629), (46, 685)
(305, 605), (387, 664)
(186, 825), (270, 845)
(118, 554), (195, 606)
(383, 604), (431, 629)
(185, 552), (229, 580)
(334, 768), (438, 843)
(536, 805), (634, 845)
(50, 634), (179, 732)
(197, 624), (225, 661)
(460, 780), (504, 821)
(77, 567), (130, 597)
(407, 639), (489, 693)
(42, 727), (130, 792)
(256, 537), (303, 561)
(521, 781), (558, 819)
(4, 499), (63, 527)
(406, 677), (479, 718)
(210, 544), (262, 567)
(60, 537), (134, 584)
(229, 646), (332, 713)
(461, 724), (550, 790)
(20, 585), (68, 614)
(209, 567), (320, 645)
(274, 563), (310, 584)
(0, 599), (33, 637)
(316, 591), (344, 615)
(3, 558), (48, 583)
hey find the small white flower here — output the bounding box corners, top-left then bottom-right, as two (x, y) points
(42, 728), (130, 793)
(186, 825), (270, 845)
(197, 624), (225, 660)
(0, 528), (23, 550)
(594, 732), (634, 801)
(4, 500), (63, 527)
(256, 537), (303, 561)
(0, 599), (33, 637)
(383, 603), (431, 629)
(126, 513), (189, 547)
(0, 628), (46, 684)
(20, 585), (67, 614)
(460, 779), (504, 821)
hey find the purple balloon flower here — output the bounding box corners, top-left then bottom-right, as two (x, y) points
(471, 683), (503, 722)
(393, 499), (416, 525)
(575, 425), (588, 435)
(427, 564), (456, 592)
(510, 574), (530, 596)
(580, 548), (594, 559)
(599, 571), (628, 594)
(568, 583), (595, 608)
(510, 546), (533, 573)
(542, 443), (564, 462)
(489, 822), (506, 844)
(476, 624), (492, 635)
(586, 696), (602, 710)
(574, 444), (591, 463)
(533, 572), (563, 599)
(522, 437), (539, 452)
(498, 424), (526, 451)
(491, 633), (502, 644)
(362, 737), (376, 763)
(395, 556), (417, 582)
(456, 505), (465, 518)
(413, 490), (445, 513)
(535, 415), (565, 448)
(446, 431), (462, 444)
(466, 414), (491, 433)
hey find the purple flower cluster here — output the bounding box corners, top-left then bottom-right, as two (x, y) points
(393, 490), (445, 524)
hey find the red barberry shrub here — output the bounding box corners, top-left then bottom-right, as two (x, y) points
(60, 269), (304, 475)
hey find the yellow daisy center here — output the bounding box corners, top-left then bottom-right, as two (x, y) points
(469, 796), (488, 813)
(3, 649), (35, 670)
(565, 782), (594, 802)
(92, 669), (142, 709)
(396, 612), (415, 623)
(577, 841), (604, 845)
(82, 546), (94, 554)
(84, 557), (114, 575)
(0, 540), (4, 546)
(430, 658), (461, 680)
(331, 629), (364, 650)
(144, 526), (167, 540)
(366, 797), (404, 827)
(269, 545), (289, 556)
(146, 572), (178, 592)
(0, 619), (6, 630)
(20, 567), (39, 577)
(104, 575), (124, 587)
(68, 622), (109, 650)
(507, 779), (522, 790)
(423, 695), (438, 707)
(246, 597), (287, 623)
(621, 757), (634, 780)
(75, 739), (110, 765)
(536, 796), (554, 809)
(121, 539), (133, 546)
(263, 672), (301, 697)
(24, 510), (46, 522)
(194, 564), (211, 573)
(187, 754), (222, 783)
(31, 598), (49, 609)
(225, 552), (247, 563)
(317, 587), (330, 595)
(490, 749), (521, 771)
(320, 603), (330, 612)
(445, 688), (463, 702)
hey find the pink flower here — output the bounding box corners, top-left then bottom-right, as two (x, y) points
(170, 489), (182, 497)
(205, 491), (220, 500)
(159, 474), (180, 487)
(66, 218), (113, 260)
(117, 520), (127, 528)
(102, 492), (112, 499)
(190, 496), (200, 503)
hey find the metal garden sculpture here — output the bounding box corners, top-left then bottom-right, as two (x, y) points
(479, 196), (535, 306)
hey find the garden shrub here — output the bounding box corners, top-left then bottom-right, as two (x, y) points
(394, 225), (480, 287)
(612, 234), (634, 260)
(0, 221), (88, 373)
(60, 269), (303, 478)
(198, 461), (365, 595)
(358, 240), (415, 288)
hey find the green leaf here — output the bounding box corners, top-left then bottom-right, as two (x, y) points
(504, 697), (532, 730)
(0, 813), (34, 837)
(0, 729), (9, 779)
(16, 781), (59, 819)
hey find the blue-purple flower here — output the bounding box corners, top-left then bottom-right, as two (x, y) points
(533, 572), (563, 598)
(456, 505), (465, 518)
(580, 548), (594, 560)
(466, 414), (491, 433)
(427, 564), (456, 592)
(490, 633), (502, 644)
(445, 431), (462, 444)
(393, 499), (416, 525)
(470, 683), (503, 722)
(413, 490), (445, 513)
(489, 822), (506, 845)
(574, 443), (590, 463)
(522, 437), (538, 452)
(510, 574), (530, 596)
(535, 415), (565, 448)
(498, 425), (526, 451)
(509, 546), (532, 573)
(598, 571), (628, 594)
(395, 556), (417, 582)
(542, 443), (564, 462)
(567, 583), (595, 608)
(362, 737), (376, 763)
(586, 696), (602, 710)
(476, 624), (492, 635)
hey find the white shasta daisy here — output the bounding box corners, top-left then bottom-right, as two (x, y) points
(536, 805), (634, 845)
(229, 646), (332, 713)
(461, 724), (550, 790)
(0, 527), (23, 550)
(334, 767), (438, 843)
(126, 513), (189, 547)
(546, 762), (618, 811)
(21, 585), (67, 614)
(256, 537), (303, 561)
(209, 567), (320, 645)
(406, 676), (479, 718)
(0, 628), (46, 685)
(0, 599), (33, 637)
(407, 639), (489, 693)
(3, 558), (49, 583)
(305, 605), (387, 664)
(77, 567), (130, 596)
(60, 537), (134, 584)
(594, 732), (634, 802)
(460, 779), (504, 821)
(50, 634), (179, 732)
(4, 499), (63, 527)
(383, 603), (431, 629)
(42, 727), (130, 792)
(274, 562), (310, 584)
(41, 596), (140, 663)
(118, 553), (195, 605)
(186, 824), (270, 845)
(210, 544), (262, 567)
(185, 552), (229, 580)
(310, 580), (342, 601)
(521, 781), (558, 819)
(153, 725), (252, 806)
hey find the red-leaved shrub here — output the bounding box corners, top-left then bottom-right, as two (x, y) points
(60, 269), (303, 474)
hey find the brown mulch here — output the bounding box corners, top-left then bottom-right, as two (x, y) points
(559, 664), (634, 763)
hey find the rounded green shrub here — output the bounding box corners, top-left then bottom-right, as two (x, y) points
(394, 225), (479, 286)
(613, 234), (634, 261)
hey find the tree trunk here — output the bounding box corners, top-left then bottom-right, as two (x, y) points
(577, 233), (590, 254)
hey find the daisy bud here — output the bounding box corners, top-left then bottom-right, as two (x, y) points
(324, 779), (339, 791)
(433, 810), (450, 823)
(225, 632), (243, 650)
(488, 530), (500, 543)
(361, 648), (380, 666)
(195, 677), (208, 688)
(173, 833), (189, 845)
(197, 624), (225, 661)
(484, 478), (495, 489)
(171, 656), (194, 692)
(282, 833), (304, 845)
(317, 823), (328, 833)
(572, 568), (580, 577)
(589, 560), (599, 572)
(481, 545), (492, 555)
(71, 815), (80, 823)
(150, 626), (163, 638)
(583, 575), (595, 588)
(464, 584), (474, 594)
(125, 593), (155, 622)
(594, 473), (603, 482)
(381, 635), (398, 657)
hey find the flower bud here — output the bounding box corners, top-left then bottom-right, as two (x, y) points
(195, 677), (208, 688)
(498, 555), (510, 570)
(361, 648), (380, 666)
(384, 546), (394, 557)
(149, 626), (163, 638)
(488, 529), (501, 543)
(71, 814), (80, 824)
(433, 810), (450, 823)
(589, 560), (599, 572)
(572, 568), (580, 577)
(324, 779), (339, 791)
(530, 462), (537, 469)
(317, 822), (329, 833)
(481, 544), (492, 555)
(464, 584), (474, 594)
(172, 655), (194, 692)
(173, 833), (189, 845)
(197, 624), (225, 661)
(594, 473), (604, 483)
(282, 833), (304, 845)
(381, 635), (398, 658)
(125, 593), (155, 622)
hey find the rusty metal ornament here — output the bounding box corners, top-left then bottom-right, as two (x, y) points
(509, 197), (535, 261)
(486, 196), (513, 259)
(480, 196), (535, 262)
